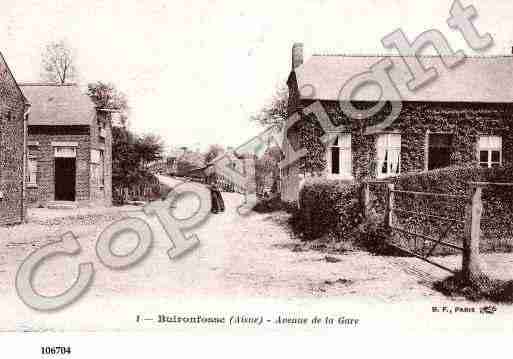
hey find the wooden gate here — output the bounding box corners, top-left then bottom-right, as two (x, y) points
(361, 181), (505, 281)
(384, 185), (466, 274)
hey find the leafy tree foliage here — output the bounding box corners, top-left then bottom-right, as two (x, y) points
(251, 85), (288, 130)
(87, 81), (130, 126)
(87, 83), (163, 199)
(176, 149), (205, 175)
(255, 145), (283, 195)
(204, 144), (225, 164)
(111, 127), (164, 187)
(136, 133), (165, 166)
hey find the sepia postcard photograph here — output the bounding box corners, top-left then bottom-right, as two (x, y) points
(1, 0), (513, 356)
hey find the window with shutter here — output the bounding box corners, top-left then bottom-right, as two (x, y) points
(27, 158), (37, 187)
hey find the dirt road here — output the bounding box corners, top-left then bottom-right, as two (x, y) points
(0, 176), (494, 331)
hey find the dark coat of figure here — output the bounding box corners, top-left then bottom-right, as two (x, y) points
(209, 182), (225, 213)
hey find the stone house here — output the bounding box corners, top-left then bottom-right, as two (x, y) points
(0, 53), (30, 225)
(205, 149), (248, 193)
(281, 43), (513, 202)
(20, 83), (112, 206)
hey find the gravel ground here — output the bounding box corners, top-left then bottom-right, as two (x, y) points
(0, 176), (510, 331)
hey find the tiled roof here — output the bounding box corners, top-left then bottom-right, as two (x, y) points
(295, 55), (513, 103)
(168, 149), (184, 158)
(20, 83), (96, 126)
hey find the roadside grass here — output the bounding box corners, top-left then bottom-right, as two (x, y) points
(434, 272), (513, 303)
(252, 196), (289, 213)
(283, 202), (408, 257)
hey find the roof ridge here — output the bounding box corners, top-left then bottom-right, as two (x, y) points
(0, 51), (29, 103)
(18, 82), (77, 87)
(311, 53), (513, 58)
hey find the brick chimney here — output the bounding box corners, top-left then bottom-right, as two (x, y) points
(292, 42), (304, 70)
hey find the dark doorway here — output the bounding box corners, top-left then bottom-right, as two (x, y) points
(331, 147), (340, 174)
(55, 158), (76, 201)
(428, 133), (453, 170)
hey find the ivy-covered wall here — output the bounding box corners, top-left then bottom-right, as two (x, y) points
(281, 67), (513, 204)
(284, 100), (513, 182)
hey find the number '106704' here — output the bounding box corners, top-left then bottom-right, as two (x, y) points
(41, 346), (71, 355)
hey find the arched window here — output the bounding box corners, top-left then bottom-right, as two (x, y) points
(327, 133), (352, 178)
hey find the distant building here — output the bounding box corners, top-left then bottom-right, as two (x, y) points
(204, 149), (253, 193)
(21, 83), (113, 206)
(166, 148), (184, 174)
(0, 52), (30, 225)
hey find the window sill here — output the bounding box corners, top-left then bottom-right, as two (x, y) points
(376, 173), (400, 179)
(27, 184), (38, 189)
(326, 174), (354, 180)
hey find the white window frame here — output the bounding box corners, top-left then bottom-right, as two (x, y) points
(326, 133), (352, 179)
(376, 133), (401, 178)
(27, 157), (37, 188)
(54, 146), (76, 158)
(98, 119), (107, 138)
(478, 136), (502, 168)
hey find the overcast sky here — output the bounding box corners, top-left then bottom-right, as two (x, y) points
(2, 0), (512, 153)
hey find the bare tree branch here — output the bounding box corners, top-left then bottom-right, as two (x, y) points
(41, 40), (77, 84)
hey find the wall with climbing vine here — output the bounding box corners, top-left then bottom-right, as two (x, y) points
(284, 100), (513, 179)
(281, 70), (513, 204)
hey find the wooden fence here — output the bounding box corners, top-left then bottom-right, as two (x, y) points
(113, 183), (160, 204)
(362, 180), (513, 282)
(212, 173), (245, 194)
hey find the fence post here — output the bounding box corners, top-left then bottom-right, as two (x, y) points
(463, 183), (483, 282)
(385, 183), (395, 228)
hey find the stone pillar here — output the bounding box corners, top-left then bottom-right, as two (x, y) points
(385, 183), (395, 228)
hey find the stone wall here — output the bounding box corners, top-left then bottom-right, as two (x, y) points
(0, 54), (26, 225)
(27, 112), (114, 207)
(89, 111), (113, 206)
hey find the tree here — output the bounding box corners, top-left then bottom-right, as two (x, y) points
(111, 126), (139, 187)
(135, 133), (164, 167)
(87, 81), (130, 127)
(41, 40), (77, 84)
(251, 85), (288, 130)
(87, 82), (165, 203)
(255, 145), (283, 195)
(111, 127), (164, 185)
(204, 144), (225, 164)
(176, 150), (205, 175)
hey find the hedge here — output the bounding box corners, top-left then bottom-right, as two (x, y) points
(113, 173), (169, 205)
(294, 165), (513, 255)
(296, 177), (362, 240)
